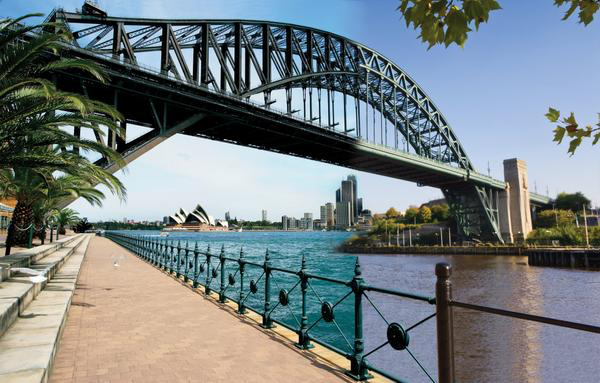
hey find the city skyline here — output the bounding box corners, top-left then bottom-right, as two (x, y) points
(7, 0), (597, 221)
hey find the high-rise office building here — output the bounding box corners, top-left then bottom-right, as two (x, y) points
(357, 198), (363, 216)
(320, 205), (327, 222)
(341, 180), (354, 225)
(326, 203), (335, 228)
(225, 211), (231, 221)
(336, 188), (341, 203)
(262, 210), (268, 222)
(347, 175), (358, 220)
(335, 202), (352, 228)
(282, 215), (288, 231)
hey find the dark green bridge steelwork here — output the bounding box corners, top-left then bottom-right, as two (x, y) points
(105, 231), (600, 383)
(47, 8), (549, 242)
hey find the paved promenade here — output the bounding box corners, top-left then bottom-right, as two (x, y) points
(50, 236), (353, 383)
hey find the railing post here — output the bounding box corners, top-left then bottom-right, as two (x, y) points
(347, 258), (371, 380)
(183, 241), (190, 282)
(27, 225), (34, 249)
(435, 262), (455, 383)
(160, 240), (165, 269)
(296, 255), (313, 349)
(193, 243), (200, 288)
(238, 247), (246, 314)
(205, 245), (212, 295)
(219, 245), (226, 303)
(262, 249), (274, 328)
(153, 238), (158, 265)
(176, 240), (182, 278)
(168, 240), (174, 273)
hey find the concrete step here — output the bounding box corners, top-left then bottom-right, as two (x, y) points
(0, 235), (83, 282)
(0, 235), (86, 339)
(0, 234), (91, 383)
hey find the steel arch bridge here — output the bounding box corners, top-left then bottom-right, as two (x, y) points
(46, 8), (549, 242)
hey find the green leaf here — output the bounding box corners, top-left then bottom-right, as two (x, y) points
(568, 137), (583, 155)
(444, 7), (471, 47)
(593, 131), (600, 145)
(546, 107), (561, 122)
(553, 126), (566, 144)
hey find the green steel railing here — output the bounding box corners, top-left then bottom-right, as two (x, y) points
(104, 231), (439, 382)
(104, 231), (600, 383)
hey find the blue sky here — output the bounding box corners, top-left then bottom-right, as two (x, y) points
(3, 0), (599, 221)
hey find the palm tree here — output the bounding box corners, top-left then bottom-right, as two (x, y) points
(53, 208), (80, 235)
(0, 156), (126, 245)
(0, 14), (128, 247)
(0, 14), (125, 170)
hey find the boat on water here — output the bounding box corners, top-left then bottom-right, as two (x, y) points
(159, 232), (169, 237)
(237, 226), (243, 232)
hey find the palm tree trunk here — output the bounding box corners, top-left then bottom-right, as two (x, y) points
(8, 201), (34, 246)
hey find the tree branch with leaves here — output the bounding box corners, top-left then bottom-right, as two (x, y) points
(396, 0), (600, 153)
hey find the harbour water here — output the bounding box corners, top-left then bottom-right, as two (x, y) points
(121, 230), (600, 382)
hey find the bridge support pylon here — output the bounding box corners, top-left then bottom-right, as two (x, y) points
(502, 158), (533, 243)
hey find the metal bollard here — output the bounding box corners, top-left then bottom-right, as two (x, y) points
(296, 255), (313, 349)
(435, 262), (455, 383)
(27, 225), (34, 249)
(238, 247), (246, 314)
(348, 258), (371, 380)
(50, 225), (53, 243)
(262, 249), (273, 328)
(219, 245), (226, 303)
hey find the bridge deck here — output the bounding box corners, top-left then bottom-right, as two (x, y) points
(49, 236), (362, 383)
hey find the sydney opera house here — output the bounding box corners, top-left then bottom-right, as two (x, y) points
(165, 204), (228, 231)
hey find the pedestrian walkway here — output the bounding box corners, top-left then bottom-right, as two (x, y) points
(49, 236), (355, 383)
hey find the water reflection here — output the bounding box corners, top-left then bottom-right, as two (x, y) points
(360, 254), (600, 383)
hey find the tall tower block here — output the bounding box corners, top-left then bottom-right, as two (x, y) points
(503, 158), (532, 242)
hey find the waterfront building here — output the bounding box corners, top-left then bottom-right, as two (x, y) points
(357, 198), (363, 216)
(162, 216), (168, 224)
(336, 201), (352, 229)
(225, 211), (231, 221)
(300, 214), (314, 231)
(320, 205), (327, 223)
(341, 180), (355, 225)
(262, 210), (268, 222)
(347, 175), (358, 220)
(288, 217), (298, 229)
(326, 203), (335, 228)
(166, 204), (227, 231)
(281, 215), (288, 231)
(336, 188), (341, 203)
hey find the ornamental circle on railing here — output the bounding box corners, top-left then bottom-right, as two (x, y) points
(279, 289), (289, 306)
(211, 268), (218, 278)
(387, 322), (410, 350)
(228, 273), (235, 286)
(321, 302), (334, 323)
(249, 279), (258, 294)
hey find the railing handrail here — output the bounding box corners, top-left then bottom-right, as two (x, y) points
(450, 300), (600, 334)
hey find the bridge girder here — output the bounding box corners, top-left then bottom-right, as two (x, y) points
(44, 9), (552, 242)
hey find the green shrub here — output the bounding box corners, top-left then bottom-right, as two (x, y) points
(535, 209), (575, 228)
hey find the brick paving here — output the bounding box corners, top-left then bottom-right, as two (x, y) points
(50, 236), (351, 383)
